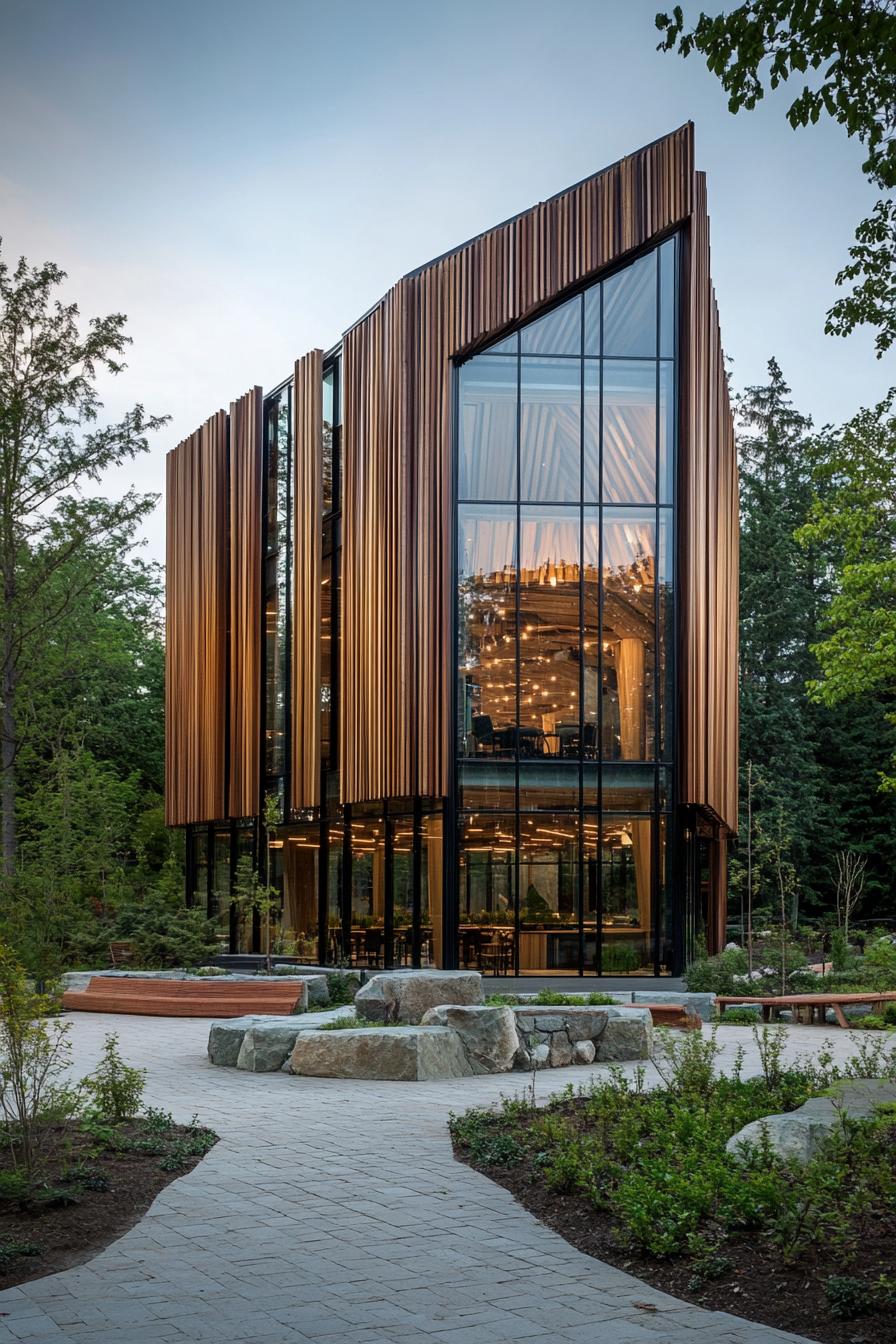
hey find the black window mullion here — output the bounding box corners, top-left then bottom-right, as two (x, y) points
(596, 276), (605, 976)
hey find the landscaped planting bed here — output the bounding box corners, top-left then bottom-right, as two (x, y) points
(450, 1029), (896, 1344)
(0, 1109), (217, 1289)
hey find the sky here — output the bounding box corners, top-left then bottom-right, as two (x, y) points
(2, 0), (893, 562)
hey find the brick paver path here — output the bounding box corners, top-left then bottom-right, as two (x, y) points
(0, 1014), (847, 1344)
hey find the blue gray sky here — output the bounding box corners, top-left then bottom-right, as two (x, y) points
(2, 0), (892, 560)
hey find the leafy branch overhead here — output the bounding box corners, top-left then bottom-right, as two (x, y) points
(656, 1), (896, 353)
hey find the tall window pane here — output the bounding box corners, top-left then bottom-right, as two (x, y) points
(457, 506), (517, 760)
(521, 293), (581, 356)
(459, 814), (516, 974)
(520, 507), (580, 754)
(520, 358), (580, 501)
(659, 238), (675, 359)
(601, 509), (656, 761)
(601, 815), (652, 973)
(519, 814), (580, 972)
(603, 361), (657, 503)
(458, 356), (517, 500)
(603, 251), (657, 358)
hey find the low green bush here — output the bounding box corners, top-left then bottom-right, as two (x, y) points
(683, 946), (748, 994)
(716, 1006), (762, 1025)
(450, 1027), (896, 1264)
(82, 1033), (146, 1121)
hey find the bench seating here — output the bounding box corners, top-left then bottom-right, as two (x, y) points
(635, 1002), (701, 1030)
(62, 976), (307, 1018)
(716, 990), (896, 1028)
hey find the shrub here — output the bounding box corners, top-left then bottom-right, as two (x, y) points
(325, 971), (359, 1007)
(862, 936), (896, 989)
(825, 1275), (875, 1320)
(717, 1006), (762, 1025)
(830, 929), (851, 972)
(530, 990), (620, 1006)
(82, 1034), (146, 1121)
(684, 946), (748, 994)
(0, 942), (80, 1179)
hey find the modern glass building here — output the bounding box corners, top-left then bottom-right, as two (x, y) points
(166, 125), (738, 977)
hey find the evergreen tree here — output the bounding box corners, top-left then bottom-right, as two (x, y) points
(735, 359), (821, 920)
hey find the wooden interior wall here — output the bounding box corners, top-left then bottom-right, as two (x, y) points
(165, 411), (229, 826)
(228, 387), (263, 819)
(680, 172), (739, 834)
(341, 123), (698, 804)
(291, 350), (324, 809)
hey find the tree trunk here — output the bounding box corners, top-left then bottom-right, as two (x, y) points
(1, 650), (15, 878)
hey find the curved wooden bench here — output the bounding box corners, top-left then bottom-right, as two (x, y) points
(716, 991), (896, 1028)
(62, 976), (308, 1018)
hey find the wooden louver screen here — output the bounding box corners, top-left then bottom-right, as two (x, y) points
(228, 386), (263, 819)
(291, 350), (323, 810)
(165, 410), (229, 827)
(680, 172), (739, 833)
(340, 123), (712, 809)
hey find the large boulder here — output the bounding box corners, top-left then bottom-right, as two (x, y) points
(421, 1005), (518, 1074)
(632, 990), (716, 1023)
(354, 971), (483, 1024)
(727, 1079), (896, 1165)
(598, 1007), (653, 1061)
(286, 1026), (473, 1081)
(208, 1015), (264, 1067)
(236, 1024), (305, 1073)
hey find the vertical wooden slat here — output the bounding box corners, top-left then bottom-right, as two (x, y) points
(228, 386), (263, 819)
(679, 170), (739, 833)
(165, 410), (228, 826)
(341, 123), (719, 811)
(292, 350), (324, 809)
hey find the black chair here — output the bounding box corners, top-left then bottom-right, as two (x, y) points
(472, 715), (497, 753)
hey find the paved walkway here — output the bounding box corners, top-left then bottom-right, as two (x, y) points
(0, 1015), (849, 1344)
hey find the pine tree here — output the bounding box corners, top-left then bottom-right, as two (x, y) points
(735, 359), (821, 921)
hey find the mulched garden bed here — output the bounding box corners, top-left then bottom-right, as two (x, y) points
(453, 1100), (896, 1344)
(0, 1115), (218, 1290)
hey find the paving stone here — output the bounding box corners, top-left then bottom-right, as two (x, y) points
(0, 1013), (839, 1344)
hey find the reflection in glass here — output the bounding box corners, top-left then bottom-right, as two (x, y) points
(457, 506), (517, 759)
(600, 763), (656, 812)
(601, 815), (652, 972)
(459, 356), (517, 500)
(322, 367), (334, 513)
(521, 293), (581, 356)
(600, 509), (656, 761)
(391, 817), (414, 965)
(421, 811), (443, 966)
(603, 251), (657, 358)
(519, 814), (580, 971)
(327, 821), (344, 961)
(349, 812), (386, 969)
(282, 830), (319, 959)
(520, 359), (581, 501)
(602, 361), (656, 503)
(659, 361), (673, 503)
(658, 511), (673, 759)
(660, 238), (675, 359)
(519, 507), (580, 752)
(459, 814), (516, 974)
(459, 763), (516, 812)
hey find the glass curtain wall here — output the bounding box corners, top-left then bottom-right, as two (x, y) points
(456, 236), (677, 974)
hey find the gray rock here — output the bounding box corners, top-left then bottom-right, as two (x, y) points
(303, 975), (330, 1007)
(632, 990), (716, 1023)
(597, 1008), (653, 1061)
(420, 1005), (518, 1074)
(208, 1016), (263, 1067)
(573, 1039), (596, 1065)
(236, 1025), (304, 1073)
(530, 1043), (550, 1070)
(549, 1036), (574, 1067)
(354, 971), (483, 1024)
(727, 1079), (896, 1165)
(286, 1026), (474, 1081)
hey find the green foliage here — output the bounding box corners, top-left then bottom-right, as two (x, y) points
(798, 394), (896, 792)
(531, 990), (620, 1007)
(0, 1240), (40, 1267)
(0, 942), (79, 1179)
(656, 1), (896, 353)
(825, 1274), (876, 1321)
(830, 928), (850, 972)
(82, 1034), (146, 1122)
(453, 1027), (896, 1265)
(324, 972), (359, 1007)
(101, 857), (219, 969)
(600, 944), (640, 973)
(717, 1007), (762, 1026)
(684, 946), (747, 994)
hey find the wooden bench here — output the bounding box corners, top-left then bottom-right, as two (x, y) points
(636, 1002), (702, 1030)
(716, 990), (896, 1028)
(61, 976), (308, 1018)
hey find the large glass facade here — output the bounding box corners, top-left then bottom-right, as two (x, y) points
(455, 236), (677, 974)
